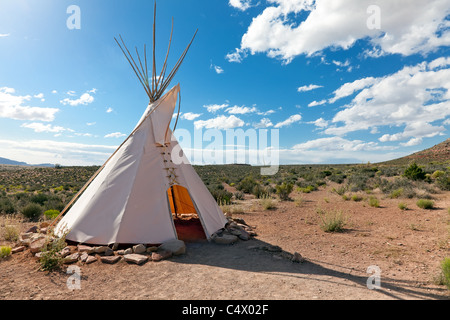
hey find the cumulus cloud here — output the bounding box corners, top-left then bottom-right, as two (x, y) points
(21, 122), (72, 134)
(181, 112), (202, 120)
(253, 118), (274, 128)
(233, 0), (450, 63)
(297, 84), (323, 92)
(226, 105), (258, 114)
(204, 103), (229, 113)
(104, 132), (126, 138)
(274, 114), (302, 128)
(308, 99), (327, 107)
(229, 0), (253, 11)
(194, 115), (245, 129)
(309, 117), (328, 128)
(60, 92), (94, 106)
(325, 58), (450, 144)
(0, 87), (59, 121)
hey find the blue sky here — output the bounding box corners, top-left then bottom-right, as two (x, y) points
(0, 0), (449, 166)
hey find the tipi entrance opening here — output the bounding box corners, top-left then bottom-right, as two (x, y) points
(167, 185), (207, 241)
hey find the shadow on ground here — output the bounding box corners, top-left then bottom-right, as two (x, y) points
(172, 238), (449, 300)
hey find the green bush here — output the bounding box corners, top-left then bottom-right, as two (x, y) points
(318, 209), (346, 233)
(44, 209), (60, 220)
(398, 202), (408, 210)
(351, 194), (363, 202)
(0, 246), (12, 258)
(237, 176), (258, 194)
(39, 235), (68, 271)
(416, 199), (434, 209)
(0, 197), (15, 214)
(276, 183), (293, 201)
(403, 162), (426, 180)
(21, 203), (43, 220)
(441, 257), (450, 290)
(368, 196), (380, 208)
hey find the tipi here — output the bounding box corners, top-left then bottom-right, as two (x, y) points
(54, 5), (228, 245)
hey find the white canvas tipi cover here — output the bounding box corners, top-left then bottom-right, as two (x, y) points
(55, 85), (227, 245)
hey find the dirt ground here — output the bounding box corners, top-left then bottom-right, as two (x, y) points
(1, 184), (449, 301)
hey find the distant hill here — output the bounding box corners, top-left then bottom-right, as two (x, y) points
(381, 138), (450, 165)
(0, 157), (54, 168)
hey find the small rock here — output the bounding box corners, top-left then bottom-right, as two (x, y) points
(265, 245), (282, 252)
(26, 226), (38, 233)
(213, 234), (238, 245)
(59, 246), (72, 258)
(80, 252), (89, 262)
(100, 255), (121, 264)
(124, 254), (148, 265)
(146, 246), (157, 253)
(292, 252), (304, 263)
(124, 248), (133, 254)
(64, 252), (80, 264)
(35, 252), (43, 259)
(93, 246), (108, 254)
(158, 239), (186, 256)
(116, 249), (125, 255)
(20, 232), (33, 240)
(40, 227), (48, 234)
(77, 244), (94, 254)
(30, 237), (48, 254)
(40, 221), (50, 228)
(85, 255), (97, 264)
(151, 250), (172, 262)
(110, 243), (120, 251)
(103, 247), (114, 256)
(133, 244), (146, 254)
(11, 246), (25, 254)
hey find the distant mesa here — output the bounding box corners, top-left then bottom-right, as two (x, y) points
(0, 157), (55, 168)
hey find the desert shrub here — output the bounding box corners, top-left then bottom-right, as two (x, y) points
(403, 162), (426, 180)
(431, 170), (445, 179)
(390, 188), (404, 199)
(441, 258), (450, 290)
(332, 186), (347, 196)
(328, 173), (345, 184)
(0, 197), (15, 214)
(435, 173), (450, 191)
(351, 194), (363, 202)
(252, 184), (271, 199)
(233, 191), (244, 200)
(260, 198), (276, 210)
(276, 183), (293, 201)
(39, 234), (68, 271)
(44, 209), (60, 220)
(398, 202), (408, 210)
(297, 185), (316, 193)
(30, 193), (48, 206)
(0, 246), (12, 258)
(237, 176), (258, 194)
(2, 224), (19, 242)
(416, 199), (434, 209)
(368, 196), (380, 208)
(210, 188), (233, 205)
(21, 203), (43, 220)
(317, 208), (346, 233)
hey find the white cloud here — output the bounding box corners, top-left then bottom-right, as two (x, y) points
(204, 103), (229, 113)
(194, 115), (245, 129)
(86, 122), (96, 126)
(274, 114), (302, 128)
(51, 90), (58, 94)
(211, 64), (224, 74)
(309, 117), (328, 128)
(106, 107), (113, 113)
(257, 109), (276, 116)
(229, 0), (253, 11)
(21, 122), (72, 134)
(329, 77), (377, 103)
(34, 93), (44, 99)
(235, 0), (450, 63)
(225, 48), (248, 63)
(0, 87), (59, 121)
(104, 132), (126, 138)
(297, 84), (323, 92)
(326, 58), (450, 143)
(0, 33), (10, 38)
(60, 92), (94, 106)
(293, 136), (395, 152)
(253, 118), (274, 128)
(226, 105), (258, 114)
(308, 99), (327, 107)
(181, 112), (202, 120)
